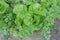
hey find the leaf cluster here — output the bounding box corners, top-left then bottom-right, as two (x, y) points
(0, 0), (60, 40)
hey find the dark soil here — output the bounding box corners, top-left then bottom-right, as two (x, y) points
(50, 19), (60, 40)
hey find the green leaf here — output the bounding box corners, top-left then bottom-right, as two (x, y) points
(0, 1), (9, 13)
(13, 4), (27, 14)
(29, 3), (47, 16)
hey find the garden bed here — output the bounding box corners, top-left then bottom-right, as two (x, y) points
(0, 19), (60, 40)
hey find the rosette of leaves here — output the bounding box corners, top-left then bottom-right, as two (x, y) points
(13, 4), (34, 37)
(29, 3), (47, 30)
(0, 0), (9, 19)
(0, 0), (8, 13)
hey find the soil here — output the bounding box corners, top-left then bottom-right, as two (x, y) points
(50, 19), (60, 40)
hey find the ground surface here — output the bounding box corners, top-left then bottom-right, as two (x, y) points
(51, 19), (60, 40)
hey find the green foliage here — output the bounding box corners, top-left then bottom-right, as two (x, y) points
(0, 0), (60, 40)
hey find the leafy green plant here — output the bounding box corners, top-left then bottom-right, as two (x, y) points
(0, 0), (60, 40)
